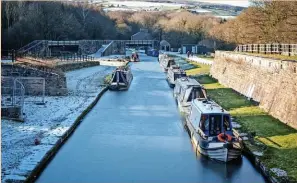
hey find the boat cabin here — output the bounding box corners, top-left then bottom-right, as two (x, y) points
(174, 77), (207, 102)
(167, 66), (187, 88)
(174, 77), (207, 114)
(158, 53), (168, 62)
(161, 58), (176, 72)
(109, 66), (133, 90)
(131, 52), (140, 62)
(189, 99), (233, 137)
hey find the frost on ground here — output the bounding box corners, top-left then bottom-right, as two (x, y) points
(270, 168), (288, 177)
(1, 65), (115, 182)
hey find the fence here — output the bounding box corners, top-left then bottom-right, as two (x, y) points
(17, 77), (45, 104)
(1, 77), (25, 112)
(58, 54), (94, 63)
(101, 41), (116, 56)
(1, 49), (16, 62)
(235, 44), (297, 56)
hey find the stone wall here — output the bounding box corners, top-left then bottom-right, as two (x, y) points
(56, 61), (100, 72)
(210, 51), (297, 129)
(1, 63), (67, 96)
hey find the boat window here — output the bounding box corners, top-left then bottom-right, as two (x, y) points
(209, 115), (222, 136)
(193, 87), (206, 99)
(199, 114), (209, 132)
(187, 87), (206, 102)
(174, 73), (186, 80)
(202, 89), (207, 98)
(187, 92), (193, 102)
(112, 72), (118, 82)
(169, 60), (175, 67)
(119, 72), (125, 83)
(180, 88), (186, 100)
(223, 115), (231, 131)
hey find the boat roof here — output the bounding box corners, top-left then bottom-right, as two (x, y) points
(192, 99), (229, 115)
(116, 66), (130, 71)
(170, 65), (180, 69)
(176, 77), (202, 88)
(170, 68), (186, 73)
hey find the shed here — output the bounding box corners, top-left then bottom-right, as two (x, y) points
(160, 40), (171, 52)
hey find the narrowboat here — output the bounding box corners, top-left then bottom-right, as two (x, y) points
(131, 52), (140, 62)
(166, 65), (187, 88)
(174, 77), (207, 114)
(158, 53), (168, 63)
(109, 66), (133, 91)
(160, 58), (176, 72)
(185, 99), (243, 162)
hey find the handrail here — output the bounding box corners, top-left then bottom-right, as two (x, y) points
(20, 40), (45, 54)
(235, 43), (297, 56)
(18, 40), (40, 52)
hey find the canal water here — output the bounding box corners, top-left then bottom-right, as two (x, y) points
(36, 54), (266, 183)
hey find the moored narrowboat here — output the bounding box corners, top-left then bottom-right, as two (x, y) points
(185, 99), (243, 162)
(109, 66), (133, 91)
(158, 53), (168, 63)
(131, 52), (140, 62)
(166, 65), (187, 88)
(174, 77), (207, 114)
(160, 58), (176, 72)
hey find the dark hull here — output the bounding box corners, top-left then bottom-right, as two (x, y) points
(166, 78), (175, 88)
(185, 116), (242, 162)
(109, 75), (133, 91)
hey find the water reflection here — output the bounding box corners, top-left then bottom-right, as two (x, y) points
(200, 155), (242, 179)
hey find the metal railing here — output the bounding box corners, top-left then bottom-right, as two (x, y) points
(235, 44), (297, 56)
(18, 40), (41, 53)
(15, 39), (161, 59)
(1, 49), (16, 62)
(101, 41), (116, 56)
(58, 54), (94, 62)
(1, 77), (25, 113)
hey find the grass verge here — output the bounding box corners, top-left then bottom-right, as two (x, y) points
(103, 74), (112, 84)
(195, 54), (215, 61)
(195, 75), (297, 182)
(185, 61), (211, 75)
(178, 54), (297, 181)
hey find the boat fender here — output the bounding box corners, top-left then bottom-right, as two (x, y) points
(217, 133), (232, 142)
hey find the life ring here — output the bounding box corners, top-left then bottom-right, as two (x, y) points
(217, 133), (232, 142)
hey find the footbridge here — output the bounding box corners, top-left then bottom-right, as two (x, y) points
(17, 40), (160, 58)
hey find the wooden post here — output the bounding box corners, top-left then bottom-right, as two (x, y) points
(12, 50), (16, 62)
(289, 44), (291, 56)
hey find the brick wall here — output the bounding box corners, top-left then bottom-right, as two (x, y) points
(210, 51), (297, 129)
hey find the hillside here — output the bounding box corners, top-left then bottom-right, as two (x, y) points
(99, 0), (246, 17)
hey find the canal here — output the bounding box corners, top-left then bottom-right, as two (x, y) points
(36, 55), (266, 183)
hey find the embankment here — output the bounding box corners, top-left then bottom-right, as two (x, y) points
(210, 51), (297, 129)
